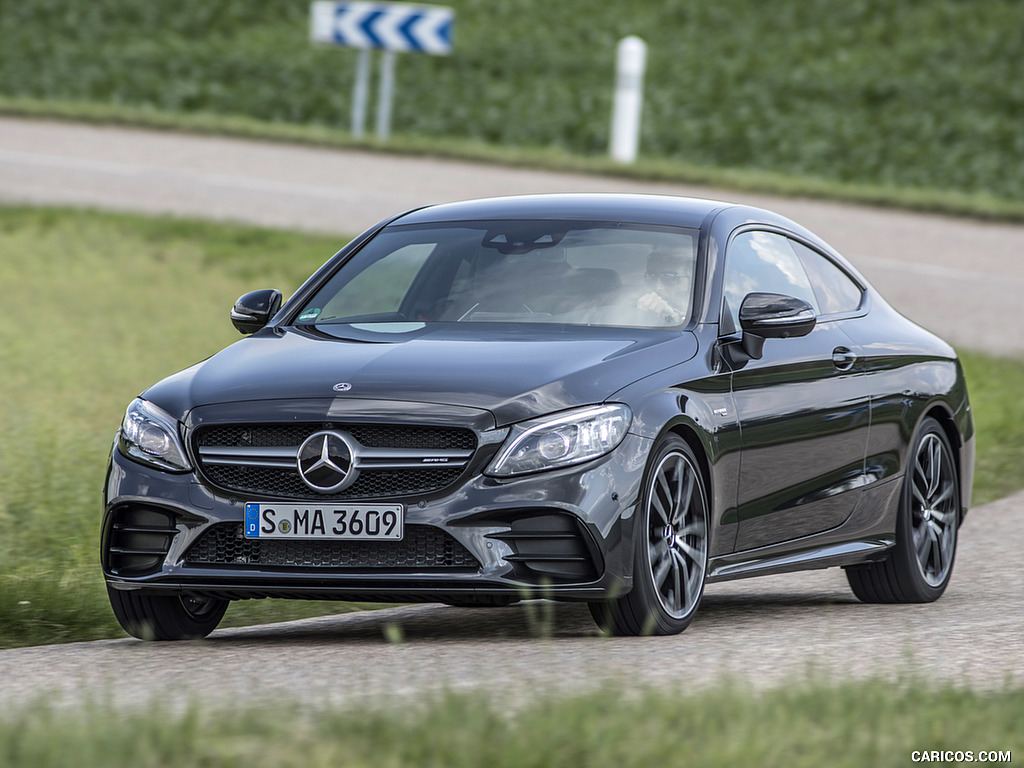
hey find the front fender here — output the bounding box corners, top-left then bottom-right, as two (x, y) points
(611, 343), (741, 557)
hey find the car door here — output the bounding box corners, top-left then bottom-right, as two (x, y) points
(722, 230), (871, 552)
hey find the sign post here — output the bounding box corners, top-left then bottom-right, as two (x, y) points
(352, 48), (372, 137)
(311, 2), (455, 140)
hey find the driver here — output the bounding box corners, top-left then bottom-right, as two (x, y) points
(636, 246), (692, 325)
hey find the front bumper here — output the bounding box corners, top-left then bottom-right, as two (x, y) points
(102, 431), (651, 603)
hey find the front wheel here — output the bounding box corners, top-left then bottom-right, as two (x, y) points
(108, 586), (228, 640)
(846, 417), (960, 603)
(589, 435), (709, 636)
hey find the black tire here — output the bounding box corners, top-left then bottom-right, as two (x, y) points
(846, 417), (959, 603)
(107, 586), (228, 640)
(589, 435), (710, 636)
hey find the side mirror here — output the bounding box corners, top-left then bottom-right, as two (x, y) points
(738, 292), (816, 359)
(231, 289), (282, 335)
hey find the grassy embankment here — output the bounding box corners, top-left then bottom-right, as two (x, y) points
(0, 207), (365, 648)
(0, 680), (1020, 767)
(3, 0), (1024, 220)
(1, 206), (1023, 650)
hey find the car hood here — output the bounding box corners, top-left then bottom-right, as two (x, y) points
(143, 323), (698, 427)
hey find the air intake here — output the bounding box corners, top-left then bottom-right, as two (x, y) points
(486, 511), (603, 584)
(105, 505), (177, 576)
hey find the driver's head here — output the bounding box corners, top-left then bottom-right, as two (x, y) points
(644, 247), (692, 302)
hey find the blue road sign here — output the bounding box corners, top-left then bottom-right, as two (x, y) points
(311, 2), (454, 55)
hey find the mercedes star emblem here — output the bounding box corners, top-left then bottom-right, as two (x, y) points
(296, 430), (358, 493)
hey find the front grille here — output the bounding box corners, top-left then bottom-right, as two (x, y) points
(197, 424), (476, 451)
(184, 522), (480, 570)
(193, 423), (477, 500)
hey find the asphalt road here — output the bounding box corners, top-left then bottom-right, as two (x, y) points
(1, 117), (1022, 708)
(0, 117), (1022, 356)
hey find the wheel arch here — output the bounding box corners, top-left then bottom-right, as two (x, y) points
(598, 418), (713, 634)
(922, 401), (966, 522)
(642, 419), (719, 550)
(666, 423), (714, 512)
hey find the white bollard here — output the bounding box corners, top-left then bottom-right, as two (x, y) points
(610, 36), (648, 164)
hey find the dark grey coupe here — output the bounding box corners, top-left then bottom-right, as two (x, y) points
(103, 194), (974, 639)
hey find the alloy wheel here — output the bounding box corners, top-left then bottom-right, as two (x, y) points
(646, 451), (708, 620)
(909, 432), (957, 587)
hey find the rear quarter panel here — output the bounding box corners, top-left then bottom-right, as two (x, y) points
(839, 297), (974, 516)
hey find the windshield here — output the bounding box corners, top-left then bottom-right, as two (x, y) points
(296, 220), (698, 329)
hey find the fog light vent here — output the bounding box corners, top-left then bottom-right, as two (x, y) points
(105, 505), (177, 576)
(486, 511), (602, 584)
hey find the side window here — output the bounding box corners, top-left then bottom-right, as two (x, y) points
(791, 240), (863, 316)
(722, 231), (818, 332)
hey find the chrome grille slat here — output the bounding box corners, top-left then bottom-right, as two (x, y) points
(196, 424), (477, 451)
(198, 446), (297, 469)
(197, 444), (473, 470)
(357, 446), (474, 466)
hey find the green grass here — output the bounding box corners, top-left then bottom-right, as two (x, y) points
(1, 205), (1022, 650)
(3, 1), (1024, 216)
(0, 679), (1020, 767)
(959, 351), (1024, 506)
(0, 206), (367, 648)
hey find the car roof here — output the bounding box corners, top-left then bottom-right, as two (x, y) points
(389, 193), (732, 229)
(379, 193), (864, 285)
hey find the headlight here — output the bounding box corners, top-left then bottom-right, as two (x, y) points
(486, 404), (632, 477)
(118, 398), (191, 472)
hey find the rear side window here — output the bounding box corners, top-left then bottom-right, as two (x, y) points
(791, 241), (863, 315)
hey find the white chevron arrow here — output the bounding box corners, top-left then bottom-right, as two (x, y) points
(310, 2), (453, 54)
(336, 1), (378, 48)
(374, 4), (412, 51)
(404, 7), (454, 55)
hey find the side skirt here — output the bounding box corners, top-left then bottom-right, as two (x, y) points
(708, 474), (903, 583)
(707, 537), (894, 583)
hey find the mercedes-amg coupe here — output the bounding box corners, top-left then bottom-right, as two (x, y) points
(103, 194), (974, 639)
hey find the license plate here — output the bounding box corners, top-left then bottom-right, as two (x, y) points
(244, 503), (403, 540)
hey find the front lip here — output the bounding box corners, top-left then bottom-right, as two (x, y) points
(104, 578), (615, 602)
(140, 324), (698, 427)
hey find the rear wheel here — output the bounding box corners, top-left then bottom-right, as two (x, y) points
(846, 417), (959, 603)
(107, 586), (228, 640)
(589, 435), (709, 635)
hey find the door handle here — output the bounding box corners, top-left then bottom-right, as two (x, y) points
(832, 346), (856, 371)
